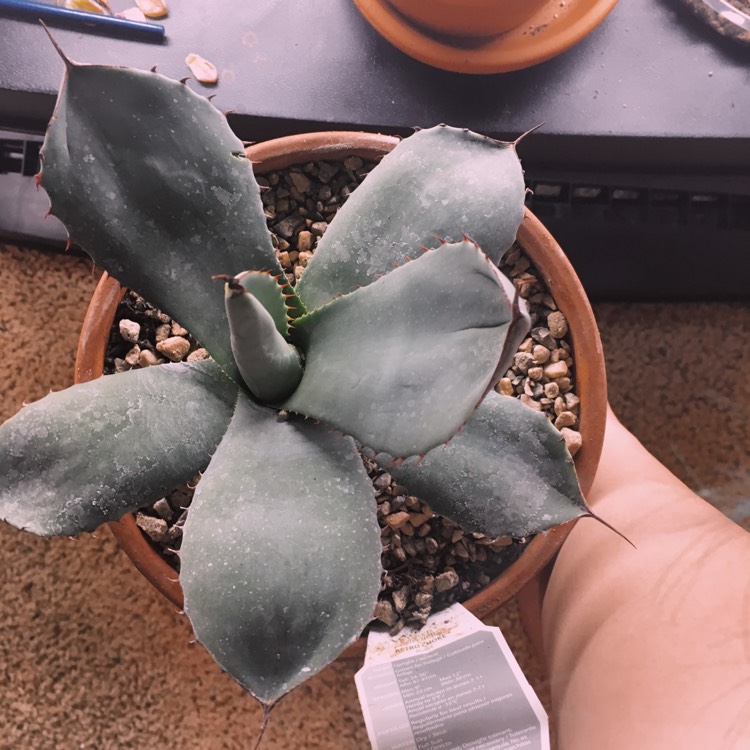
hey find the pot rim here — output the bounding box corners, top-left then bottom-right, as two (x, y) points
(352, 0), (620, 74)
(74, 129), (606, 661)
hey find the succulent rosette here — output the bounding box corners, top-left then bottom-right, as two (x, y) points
(0, 48), (587, 706)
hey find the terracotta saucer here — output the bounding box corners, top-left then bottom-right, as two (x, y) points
(353, 0), (619, 74)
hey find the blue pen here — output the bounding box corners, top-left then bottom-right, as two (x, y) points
(0, 0), (166, 42)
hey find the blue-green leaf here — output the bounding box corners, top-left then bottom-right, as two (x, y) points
(41, 61), (299, 378)
(180, 396), (382, 706)
(284, 241), (529, 458)
(297, 125), (525, 310)
(379, 391), (587, 538)
(0, 361), (238, 536)
(224, 282), (303, 403)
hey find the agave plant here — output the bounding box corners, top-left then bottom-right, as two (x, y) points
(0, 45), (589, 708)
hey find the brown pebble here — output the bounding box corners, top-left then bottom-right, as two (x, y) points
(153, 498), (173, 520)
(565, 393), (581, 412)
(434, 570), (459, 592)
(405, 495), (420, 510)
(560, 428), (583, 456)
(531, 327), (556, 349)
(527, 366), (544, 381)
(297, 230), (313, 252)
(138, 349), (160, 368)
(497, 378), (514, 396)
(544, 361), (569, 379)
(187, 348), (210, 362)
(124, 345), (141, 366)
(156, 336), (190, 362)
(155, 323), (171, 342)
(547, 311), (569, 338)
(532, 344), (551, 364)
(171, 322), (188, 337)
(409, 511), (432, 527)
(454, 541), (470, 559)
(420, 576), (435, 594)
(524, 380), (542, 398)
(135, 513), (169, 543)
(344, 156), (364, 171)
(520, 394), (542, 411)
(392, 586), (409, 612)
(385, 511), (410, 530)
(289, 171), (311, 194)
(298, 251), (313, 267)
(557, 376), (572, 392)
(373, 472), (391, 490)
(374, 600), (399, 626)
(514, 352), (534, 373)
(504, 246), (520, 266)
(310, 221), (328, 236)
(543, 381), (560, 398)
(554, 411), (577, 429)
(414, 593), (433, 609)
(425, 537), (440, 554)
(277, 250), (291, 268)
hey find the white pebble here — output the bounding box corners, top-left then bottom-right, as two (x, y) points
(119, 319), (140, 343)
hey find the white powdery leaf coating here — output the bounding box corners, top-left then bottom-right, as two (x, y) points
(285, 241), (522, 458)
(41, 62), (282, 377)
(0, 361), (237, 536)
(297, 125), (525, 311)
(381, 391), (587, 538)
(180, 397), (382, 705)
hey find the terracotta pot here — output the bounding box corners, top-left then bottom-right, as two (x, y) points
(74, 130), (606, 660)
(388, 0), (549, 37)
(353, 0), (620, 75)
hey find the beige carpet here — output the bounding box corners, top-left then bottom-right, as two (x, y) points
(0, 244), (747, 749)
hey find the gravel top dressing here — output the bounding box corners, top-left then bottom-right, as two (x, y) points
(104, 156), (581, 634)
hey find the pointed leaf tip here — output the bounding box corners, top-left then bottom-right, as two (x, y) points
(513, 122), (545, 148)
(40, 21), (75, 68)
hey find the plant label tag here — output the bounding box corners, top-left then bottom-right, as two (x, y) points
(355, 603), (549, 750)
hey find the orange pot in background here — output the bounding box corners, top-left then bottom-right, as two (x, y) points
(388, 0), (549, 37)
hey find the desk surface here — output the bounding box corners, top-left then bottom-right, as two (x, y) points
(0, 0), (748, 171)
